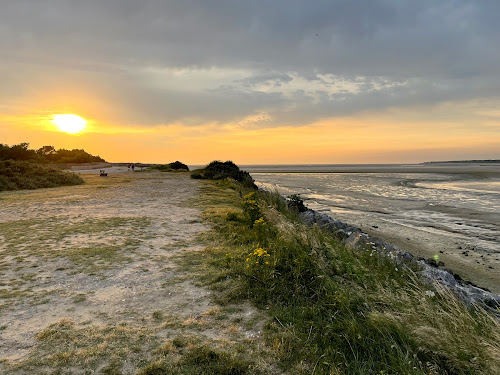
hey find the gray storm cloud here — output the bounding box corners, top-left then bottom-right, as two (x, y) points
(1, 0), (499, 127)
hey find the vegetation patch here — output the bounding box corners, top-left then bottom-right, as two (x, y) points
(0, 160), (84, 191)
(0, 216), (148, 254)
(136, 335), (258, 375)
(150, 161), (189, 172)
(7, 319), (157, 374)
(190, 178), (500, 375)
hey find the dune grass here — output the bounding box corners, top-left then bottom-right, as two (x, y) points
(190, 179), (500, 375)
(8, 319), (157, 374)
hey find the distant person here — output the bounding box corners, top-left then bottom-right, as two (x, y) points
(127, 164), (131, 171)
(131, 164), (135, 171)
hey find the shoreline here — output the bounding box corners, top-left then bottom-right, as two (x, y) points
(298, 207), (500, 309)
(243, 163), (500, 177)
(251, 163), (500, 295)
(320, 207), (500, 295)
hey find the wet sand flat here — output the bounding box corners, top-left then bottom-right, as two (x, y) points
(244, 163), (500, 177)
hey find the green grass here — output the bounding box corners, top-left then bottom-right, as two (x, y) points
(186, 179), (500, 375)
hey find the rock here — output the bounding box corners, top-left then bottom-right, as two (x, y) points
(420, 264), (458, 287)
(335, 229), (349, 239)
(345, 232), (363, 248)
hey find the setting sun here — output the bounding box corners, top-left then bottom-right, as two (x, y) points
(53, 114), (87, 134)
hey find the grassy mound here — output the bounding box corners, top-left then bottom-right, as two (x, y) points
(0, 160), (84, 191)
(191, 161), (256, 189)
(193, 178), (500, 375)
(150, 161), (189, 172)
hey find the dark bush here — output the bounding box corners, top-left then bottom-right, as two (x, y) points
(190, 161), (256, 189)
(150, 161), (189, 172)
(168, 161), (189, 170)
(0, 160), (84, 191)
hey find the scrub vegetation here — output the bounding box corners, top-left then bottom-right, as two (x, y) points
(149, 161), (190, 172)
(0, 142), (106, 191)
(191, 178), (500, 375)
(0, 160), (84, 191)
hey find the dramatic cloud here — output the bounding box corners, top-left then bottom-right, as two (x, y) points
(1, 0), (500, 128)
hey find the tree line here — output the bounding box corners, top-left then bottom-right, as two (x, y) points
(0, 143), (106, 164)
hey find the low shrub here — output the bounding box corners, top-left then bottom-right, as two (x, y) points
(150, 161), (189, 172)
(0, 160), (84, 191)
(169, 161), (189, 170)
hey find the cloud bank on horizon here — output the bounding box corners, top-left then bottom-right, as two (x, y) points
(1, 1), (499, 137)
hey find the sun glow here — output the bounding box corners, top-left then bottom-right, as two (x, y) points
(53, 114), (87, 134)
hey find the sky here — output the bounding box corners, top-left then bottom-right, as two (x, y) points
(1, 0), (499, 164)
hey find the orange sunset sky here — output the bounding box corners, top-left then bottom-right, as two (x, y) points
(1, 1), (499, 164)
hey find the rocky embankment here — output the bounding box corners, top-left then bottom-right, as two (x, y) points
(299, 209), (500, 312)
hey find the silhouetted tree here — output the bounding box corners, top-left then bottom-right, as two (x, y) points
(0, 143), (42, 162)
(0, 143), (105, 164)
